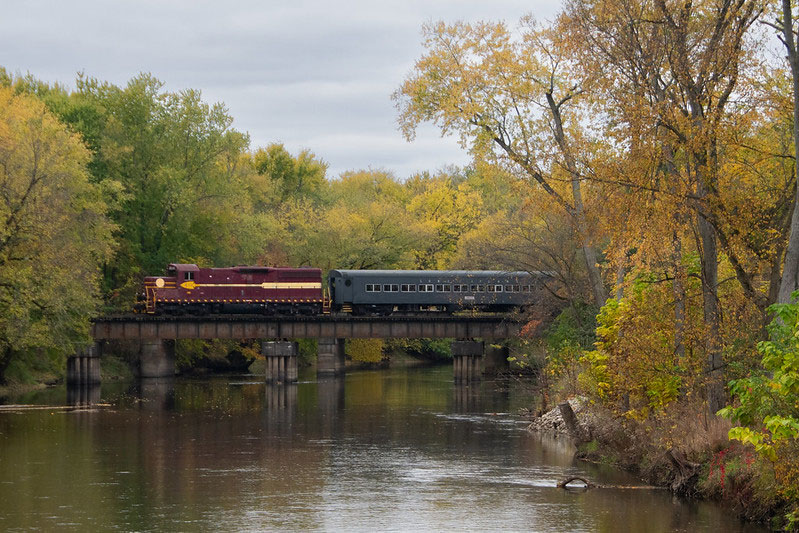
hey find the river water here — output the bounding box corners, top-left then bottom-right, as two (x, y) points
(0, 365), (764, 532)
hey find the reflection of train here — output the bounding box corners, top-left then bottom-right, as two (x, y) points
(136, 263), (550, 315)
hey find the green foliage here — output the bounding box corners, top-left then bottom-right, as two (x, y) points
(254, 143), (327, 202)
(721, 297), (799, 451)
(296, 338), (317, 367)
(545, 301), (597, 352)
(387, 338), (453, 361)
(0, 87), (116, 383)
(720, 297), (799, 521)
(542, 302), (598, 396)
(175, 339), (257, 373)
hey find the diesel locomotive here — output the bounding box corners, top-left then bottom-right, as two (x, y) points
(136, 263), (550, 315)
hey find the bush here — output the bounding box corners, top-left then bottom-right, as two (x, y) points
(386, 338), (452, 361)
(347, 339), (385, 364)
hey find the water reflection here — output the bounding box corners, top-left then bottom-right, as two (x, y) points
(0, 367), (766, 532)
(67, 383), (101, 407)
(263, 384), (297, 435)
(138, 377), (175, 411)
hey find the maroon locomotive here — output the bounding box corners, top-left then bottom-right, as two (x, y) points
(137, 263), (325, 315)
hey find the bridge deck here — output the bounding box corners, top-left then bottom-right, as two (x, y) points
(92, 314), (523, 340)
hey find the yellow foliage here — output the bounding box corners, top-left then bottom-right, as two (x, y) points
(347, 339), (385, 364)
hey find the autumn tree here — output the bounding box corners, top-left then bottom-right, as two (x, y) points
(394, 19), (608, 305)
(405, 170), (484, 269)
(0, 87), (115, 382)
(562, 0), (765, 413)
(764, 0), (799, 304)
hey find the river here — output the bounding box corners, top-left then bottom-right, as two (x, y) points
(0, 365), (764, 532)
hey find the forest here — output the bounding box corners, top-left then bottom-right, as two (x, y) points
(1, 0), (799, 526)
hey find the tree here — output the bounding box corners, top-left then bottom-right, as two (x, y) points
(562, 0), (764, 413)
(253, 143), (327, 203)
(62, 74), (252, 303)
(405, 171), (484, 269)
(768, 0), (799, 304)
(0, 87), (115, 381)
(394, 19), (608, 305)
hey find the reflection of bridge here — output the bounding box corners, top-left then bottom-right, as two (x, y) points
(68, 314), (524, 387)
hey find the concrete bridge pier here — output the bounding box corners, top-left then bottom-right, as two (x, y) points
(67, 342), (102, 385)
(452, 340), (484, 383)
(262, 341), (298, 383)
(317, 338), (345, 376)
(139, 340), (176, 378)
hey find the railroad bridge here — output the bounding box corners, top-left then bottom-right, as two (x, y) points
(68, 314), (525, 386)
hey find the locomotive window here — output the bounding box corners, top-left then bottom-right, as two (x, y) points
(185, 271), (194, 281)
(419, 285), (427, 292)
(470, 284), (478, 292)
(401, 284), (416, 292)
(522, 285), (530, 292)
(436, 284), (444, 292)
(514, 285), (520, 292)
(453, 285), (461, 292)
(383, 284), (391, 292)
(477, 285), (485, 292)
(366, 284), (381, 292)
(391, 284), (399, 292)
(488, 285), (495, 292)
(443, 285), (451, 292)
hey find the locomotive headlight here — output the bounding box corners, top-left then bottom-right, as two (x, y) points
(156, 278), (165, 288)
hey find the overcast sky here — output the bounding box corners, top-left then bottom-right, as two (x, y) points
(1, 1), (560, 179)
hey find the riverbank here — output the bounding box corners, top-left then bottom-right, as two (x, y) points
(0, 354), (134, 402)
(529, 399), (787, 530)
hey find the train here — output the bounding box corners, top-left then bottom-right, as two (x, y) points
(135, 263), (551, 316)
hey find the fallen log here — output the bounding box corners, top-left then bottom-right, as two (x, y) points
(557, 476), (597, 489)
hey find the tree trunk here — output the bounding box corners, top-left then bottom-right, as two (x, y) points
(699, 212), (725, 414)
(778, 0), (799, 304)
(546, 92), (607, 306)
(672, 230), (687, 361)
(696, 148), (725, 414)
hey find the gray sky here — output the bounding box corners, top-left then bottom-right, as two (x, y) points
(1, 0), (560, 179)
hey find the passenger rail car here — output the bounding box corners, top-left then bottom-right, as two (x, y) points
(327, 270), (548, 315)
(137, 263), (324, 315)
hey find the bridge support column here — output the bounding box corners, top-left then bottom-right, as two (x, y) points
(483, 344), (510, 376)
(452, 340), (484, 383)
(139, 340), (176, 378)
(262, 341), (298, 383)
(67, 342), (102, 385)
(317, 338), (345, 376)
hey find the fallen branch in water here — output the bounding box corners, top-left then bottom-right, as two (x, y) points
(556, 476), (667, 490)
(557, 476), (598, 489)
